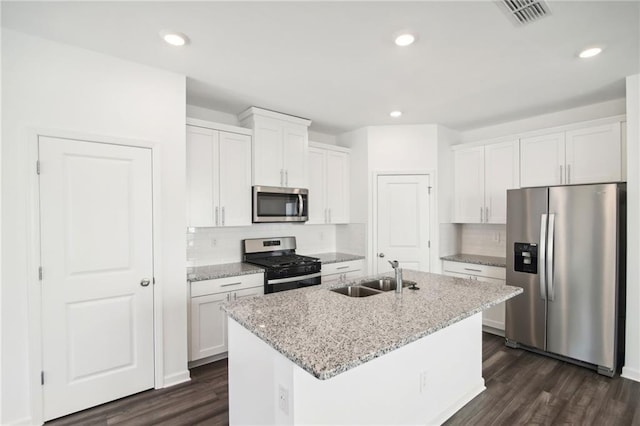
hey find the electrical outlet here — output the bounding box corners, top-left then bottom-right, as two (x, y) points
(419, 371), (428, 393)
(278, 385), (289, 415)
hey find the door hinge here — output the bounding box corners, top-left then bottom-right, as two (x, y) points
(428, 186), (432, 195)
(41, 371), (44, 385)
(38, 266), (43, 281)
(36, 160), (41, 175)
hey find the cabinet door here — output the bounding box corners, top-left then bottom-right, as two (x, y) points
(233, 286), (264, 301)
(475, 276), (506, 333)
(453, 146), (485, 223)
(186, 126), (218, 227)
(219, 131), (252, 227)
(253, 120), (284, 186)
(283, 124), (308, 188)
(484, 140), (519, 224)
(326, 150), (350, 224)
(190, 292), (229, 361)
(565, 123), (621, 185)
(307, 147), (327, 224)
(520, 132), (565, 187)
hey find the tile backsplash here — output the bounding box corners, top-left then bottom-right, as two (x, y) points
(187, 223), (338, 266)
(460, 224), (507, 258)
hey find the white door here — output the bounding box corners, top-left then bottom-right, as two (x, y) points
(190, 292), (228, 361)
(326, 150), (350, 224)
(376, 175), (431, 274)
(186, 125), (217, 227)
(565, 123), (621, 185)
(484, 140), (519, 224)
(39, 136), (154, 421)
(453, 146), (485, 223)
(253, 120), (283, 186)
(219, 131), (252, 226)
(520, 132), (565, 187)
(282, 124), (308, 188)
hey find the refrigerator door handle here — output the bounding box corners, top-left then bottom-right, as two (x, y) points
(540, 213), (548, 300)
(547, 213), (556, 301)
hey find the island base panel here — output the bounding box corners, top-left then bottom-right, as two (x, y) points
(228, 314), (485, 425)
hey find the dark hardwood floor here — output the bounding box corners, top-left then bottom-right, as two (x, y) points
(48, 333), (640, 425)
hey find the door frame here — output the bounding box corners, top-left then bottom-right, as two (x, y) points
(26, 128), (165, 424)
(370, 170), (436, 275)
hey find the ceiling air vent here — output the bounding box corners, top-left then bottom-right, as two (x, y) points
(499, 0), (551, 25)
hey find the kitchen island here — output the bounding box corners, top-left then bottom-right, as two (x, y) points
(224, 270), (522, 425)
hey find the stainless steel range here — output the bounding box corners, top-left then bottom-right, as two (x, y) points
(243, 236), (321, 294)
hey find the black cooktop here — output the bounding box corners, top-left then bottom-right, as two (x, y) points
(246, 254), (320, 269)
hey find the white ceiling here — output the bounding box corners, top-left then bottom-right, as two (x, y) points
(2, 1), (639, 135)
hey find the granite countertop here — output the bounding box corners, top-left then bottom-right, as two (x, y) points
(440, 253), (507, 268)
(223, 270), (522, 380)
(187, 263), (264, 282)
(307, 252), (366, 264)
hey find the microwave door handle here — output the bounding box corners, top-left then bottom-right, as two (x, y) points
(298, 194), (303, 217)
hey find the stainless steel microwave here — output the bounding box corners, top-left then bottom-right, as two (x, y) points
(252, 186), (308, 223)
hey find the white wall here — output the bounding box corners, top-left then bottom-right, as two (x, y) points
(1, 30), (188, 423)
(187, 224), (337, 266)
(458, 98), (626, 143)
(624, 73), (640, 382)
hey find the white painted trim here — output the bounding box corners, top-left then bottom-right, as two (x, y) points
(370, 170), (436, 275)
(162, 371), (192, 388)
(25, 127), (166, 423)
(186, 117), (252, 136)
(308, 140), (351, 153)
(431, 382), (486, 425)
(6, 416), (35, 426)
(237, 106), (311, 126)
(452, 114), (626, 149)
(621, 366), (640, 383)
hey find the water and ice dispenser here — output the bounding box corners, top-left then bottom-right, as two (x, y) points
(514, 243), (538, 274)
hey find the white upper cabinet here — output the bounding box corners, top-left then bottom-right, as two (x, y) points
(307, 142), (350, 224)
(239, 107), (311, 188)
(186, 121), (252, 227)
(453, 140), (519, 224)
(520, 122), (622, 187)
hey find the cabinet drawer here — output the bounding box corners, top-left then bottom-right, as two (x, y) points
(191, 273), (264, 297)
(321, 259), (364, 275)
(442, 261), (505, 280)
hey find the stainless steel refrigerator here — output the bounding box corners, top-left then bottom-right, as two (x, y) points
(505, 183), (625, 376)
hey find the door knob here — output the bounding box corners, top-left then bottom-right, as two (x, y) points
(378, 253), (385, 258)
(140, 278), (151, 287)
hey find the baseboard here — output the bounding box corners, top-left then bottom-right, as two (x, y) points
(429, 381), (486, 425)
(162, 370), (191, 388)
(621, 366), (640, 382)
(482, 325), (505, 337)
(6, 416), (37, 426)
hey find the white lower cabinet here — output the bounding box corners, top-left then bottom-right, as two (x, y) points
(442, 260), (506, 335)
(189, 273), (264, 362)
(321, 259), (365, 283)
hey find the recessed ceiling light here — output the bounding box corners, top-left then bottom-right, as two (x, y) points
(579, 47), (602, 59)
(390, 111), (402, 118)
(161, 31), (188, 46)
(394, 33), (415, 47)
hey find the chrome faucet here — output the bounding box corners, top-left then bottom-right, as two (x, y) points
(388, 260), (403, 294)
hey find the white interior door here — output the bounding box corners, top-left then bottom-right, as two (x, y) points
(39, 136), (154, 421)
(376, 175), (431, 274)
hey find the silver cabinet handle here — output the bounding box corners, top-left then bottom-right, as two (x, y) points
(226, 293), (230, 302)
(480, 207), (483, 223)
(567, 164), (571, 184)
(485, 206), (489, 223)
(285, 170), (289, 187)
(215, 206), (219, 226)
(378, 253), (385, 258)
(559, 165), (563, 185)
(547, 213), (556, 302)
(328, 208), (331, 223)
(222, 206), (225, 226)
(234, 293), (237, 301)
(463, 267), (482, 272)
(539, 214), (548, 300)
(336, 266), (349, 270)
(280, 169), (284, 187)
(221, 281), (241, 288)
(140, 278), (151, 287)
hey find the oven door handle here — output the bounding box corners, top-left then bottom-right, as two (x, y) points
(268, 272), (321, 285)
